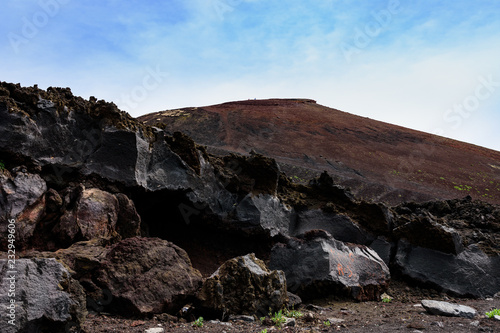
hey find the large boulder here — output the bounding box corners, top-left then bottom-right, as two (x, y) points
(269, 231), (390, 301)
(0, 258), (87, 333)
(393, 198), (500, 297)
(0, 171), (47, 218)
(94, 237), (202, 316)
(0, 172), (47, 249)
(197, 253), (288, 318)
(55, 188), (120, 244)
(395, 240), (500, 297)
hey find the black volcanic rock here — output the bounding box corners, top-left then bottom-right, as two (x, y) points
(197, 253), (287, 318)
(1, 81), (500, 326)
(395, 240), (500, 298)
(269, 231), (390, 301)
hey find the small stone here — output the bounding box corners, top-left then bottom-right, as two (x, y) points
(380, 293), (393, 301)
(494, 315), (500, 321)
(327, 318), (345, 324)
(156, 313), (178, 322)
(285, 317), (296, 327)
(208, 320), (232, 326)
(431, 321), (444, 328)
(470, 321), (480, 327)
(131, 320), (145, 327)
(145, 328), (164, 333)
(305, 304), (328, 312)
(304, 312), (315, 322)
(421, 300), (477, 319)
(287, 291), (302, 308)
(229, 315), (255, 322)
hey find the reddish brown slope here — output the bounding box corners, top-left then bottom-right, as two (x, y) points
(139, 99), (500, 205)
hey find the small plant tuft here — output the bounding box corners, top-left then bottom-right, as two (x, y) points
(260, 329), (268, 333)
(270, 309), (286, 327)
(193, 316), (204, 327)
(324, 320), (331, 326)
(284, 307), (303, 318)
(485, 308), (500, 318)
(0, 160), (5, 171)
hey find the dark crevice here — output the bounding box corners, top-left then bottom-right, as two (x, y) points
(132, 189), (274, 276)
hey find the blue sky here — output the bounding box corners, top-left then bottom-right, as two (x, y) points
(1, 0), (500, 150)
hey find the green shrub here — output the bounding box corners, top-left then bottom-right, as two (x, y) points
(270, 309), (286, 327)
(193, 316), (203, 327)
(485, 308), (500, 318)
(284, 307), (303, 318)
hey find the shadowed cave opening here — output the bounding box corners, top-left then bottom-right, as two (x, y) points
(133, 189), (274, 276)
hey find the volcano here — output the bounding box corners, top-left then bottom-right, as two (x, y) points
(139, 98), (500, 205)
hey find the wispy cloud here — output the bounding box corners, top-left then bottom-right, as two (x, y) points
(1, 0), (499, 150)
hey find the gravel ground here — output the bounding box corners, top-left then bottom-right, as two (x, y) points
(82, 281), (500, 333)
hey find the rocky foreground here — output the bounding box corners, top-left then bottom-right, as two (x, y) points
(0, 82), (499, 332)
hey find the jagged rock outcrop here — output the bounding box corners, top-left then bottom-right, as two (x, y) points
(393, 198), (500, 297)
(197, 253), (288, 318)
(395, 240), (500, 298)
(0, 174), (141, 250)
(0, 258), (87, 333)
(0, 83), (293, 241)
(269, 230), (390, 301)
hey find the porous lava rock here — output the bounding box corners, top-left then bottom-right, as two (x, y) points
(94, 237), (202, 316)
(0, 258), (87, 333)
(197, 253), (288, 318)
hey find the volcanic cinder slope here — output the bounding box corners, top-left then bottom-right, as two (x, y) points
(139, 98), (500, 205)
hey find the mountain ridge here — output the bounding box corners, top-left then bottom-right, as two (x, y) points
(139, 98), (500, 205)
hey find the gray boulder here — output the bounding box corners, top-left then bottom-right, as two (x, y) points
(234, 193), (294, 236)
(369, 237), (393, 266)
(0, 258), (86, 333)
(395, 240), (500, 298)
(421, 300), (476, 318)
(269, 231), (390, 301)
(0, 172), (47, 250)
(0, 171), (46, 218)
(197, 253), (288, 317)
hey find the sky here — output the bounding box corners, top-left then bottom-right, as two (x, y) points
(1, 0), (500, 151)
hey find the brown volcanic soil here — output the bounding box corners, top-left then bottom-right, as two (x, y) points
(83, 281), (500, 332)
(139, 99), (500, 205)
